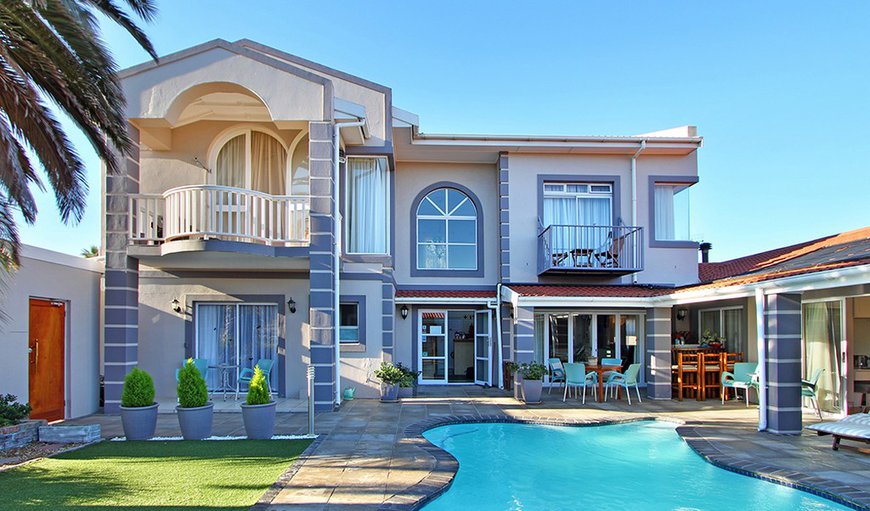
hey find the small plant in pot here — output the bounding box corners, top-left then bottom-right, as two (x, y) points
(518, 362), (549, 404)
(396, 362), (420, 399)
(373, 361), (404, 402)
(119, 368), (158, 440)
(176, 358), (213, 440)
(240, 366), (276, 439)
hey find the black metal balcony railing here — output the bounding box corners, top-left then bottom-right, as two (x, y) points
(538, 225), (644, 274)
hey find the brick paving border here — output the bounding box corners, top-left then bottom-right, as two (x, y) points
(380, 414), (870, 511)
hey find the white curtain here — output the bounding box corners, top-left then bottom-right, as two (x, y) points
(290, 134), (309, 195)
(216, 135), (245, 188)
(238, 305), (278, 390)
(251, 132), (286, 195)
(804, 302), (842, 412)
(348, 157), (387, 253)
(196, 304), (236, 391)
(723, 309), (742, 353)
(543, 197), (574, 263)
(655, 185), (676, 240)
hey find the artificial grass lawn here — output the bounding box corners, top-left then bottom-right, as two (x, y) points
(0, 439), (311, 511)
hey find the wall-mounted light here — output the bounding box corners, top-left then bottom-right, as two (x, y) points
(400, 305), (409, 320)
(676, 308), (688, 321)
(287, 298), (297, 314)
(171, 298), (182, 313)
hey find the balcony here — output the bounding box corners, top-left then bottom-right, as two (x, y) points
(129, 185), (310, 247)
(538, 225), (644, 275)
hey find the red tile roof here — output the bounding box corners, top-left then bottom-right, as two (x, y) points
(683, 257), (870, 294)
(698, 226), (870, 283)
(507, 284), (670, 298)
(395, 289), (496, 299)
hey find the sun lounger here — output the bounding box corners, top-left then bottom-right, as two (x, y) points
(807, 413), (870, 451)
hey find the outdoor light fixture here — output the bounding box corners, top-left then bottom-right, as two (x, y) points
(171, 298), (182, 313)
(400, 305), (409, 320)
(677, 308), (688, 320)
(287, 298), (297, 314)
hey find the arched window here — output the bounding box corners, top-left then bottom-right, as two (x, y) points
(416, 187), (478, 270)
(214, 129), (286, 195)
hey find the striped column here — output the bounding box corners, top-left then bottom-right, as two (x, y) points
(381, 269), (395, 361)
(307, 122), (337, 411)
(765, 293), (803, 435)
(103, 123), (140, 414)
(645, 307), (672, 400)
(513, 305), (536, 399)
(498, 153), (512, 380)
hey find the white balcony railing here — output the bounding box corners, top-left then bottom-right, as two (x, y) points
(129, 185), (310, 246)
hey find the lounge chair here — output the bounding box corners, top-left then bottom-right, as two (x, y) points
(807, 413), (870, 451)
(802, 368), (825, 420)
(604, 363), (642, 405)
(563, 363), (597, 404)
(548, 358), (566, 394)
(720, 362), (757, 406)
(236, 359), (274, 399)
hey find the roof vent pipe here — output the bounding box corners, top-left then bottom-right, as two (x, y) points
(699, 242), (712, 263)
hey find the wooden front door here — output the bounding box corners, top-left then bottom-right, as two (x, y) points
(28, 298), (65, 421)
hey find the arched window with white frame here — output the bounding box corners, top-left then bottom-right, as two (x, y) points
(416, 187), (478, 270)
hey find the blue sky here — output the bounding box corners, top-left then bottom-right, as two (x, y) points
(21, 1), (869, 261)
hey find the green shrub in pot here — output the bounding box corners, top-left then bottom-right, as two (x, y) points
(119, 368), (158, 440)
(241, 365), (276, 439)
(176, 359), (213, 440)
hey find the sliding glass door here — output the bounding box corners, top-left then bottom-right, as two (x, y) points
(195, 303), (278, 391)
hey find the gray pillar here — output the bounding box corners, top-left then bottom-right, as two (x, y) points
(645, 307), (673, 400)
(308, 122), (337, 411)
(498, 153), (510, 284)
(514, 305), (535, 364)
(103, 124), (140, 414)
(765, 293), (803, 434)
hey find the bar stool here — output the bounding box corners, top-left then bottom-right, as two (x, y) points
(701, 352), (722, 400)
(675, 352), (701, 401)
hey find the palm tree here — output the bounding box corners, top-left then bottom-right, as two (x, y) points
(81, 245), (100, 258)
(0, 0), (158, 270)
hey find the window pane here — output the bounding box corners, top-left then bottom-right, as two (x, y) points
(418, 197), (442, 216)
(418, 244), (447, 269)
(448, 245), (476, 269)
(543, 184), (563, 192)
(700, 310), (721, 338)
(339, 327), (359, 342)
(447, 189), (468, 213)
(427, 189), (447, 212)
(448, 219), (475, 243)
(216, 135), (245, 189)
(673, 186), (691, 240)
(196, 304), (236, 391)
(566, 184), (588, 193)
(655, 184), (691, 241)
(348, 157), (388, 253)
(577, 197), (611, 226)
(590, 184), (611, 193)
(340, 303), (358, 327)
(290, 134), (309, 195)
(418, 219), (446, 243)
(250, 131), (286, 195)
(421, 359), (445, 380)
(723, 309), (742, 353)
(451, 198), (476, 217)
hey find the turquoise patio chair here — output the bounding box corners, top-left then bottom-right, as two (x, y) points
(720, 362), (758, 406)
(548, 358), (566, 394)
(604, 363), (642, 405)
(600, 357), (622, 380)
(802, 368), (825, 420)
(236, 359), (275, 399)
(563, 362), (597, 404)
(175, 358), (209, 382)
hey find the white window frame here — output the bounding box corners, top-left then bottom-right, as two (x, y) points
(208, 126), (290, 193)
(344, 155), (391, 255)
(542, 182), (613, 227)
(416, 188), (478, 271)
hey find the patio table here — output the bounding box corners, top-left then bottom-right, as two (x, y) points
(586, 363), (623, 402)
(211, 363), (239, 401)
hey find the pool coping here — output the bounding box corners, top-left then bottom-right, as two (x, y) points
(382, 414), (870, 511)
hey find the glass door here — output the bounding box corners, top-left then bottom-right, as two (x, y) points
(420, 310), (447, 384)
(803, 301), (843, 414)
(474, 310), (492, 385)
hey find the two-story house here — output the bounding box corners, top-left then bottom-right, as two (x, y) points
(103, 39), (703, 413)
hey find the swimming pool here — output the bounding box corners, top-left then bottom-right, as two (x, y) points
(422, 421), (851, 511)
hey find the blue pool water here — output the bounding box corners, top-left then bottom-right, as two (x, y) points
(422, 421), (850, 511)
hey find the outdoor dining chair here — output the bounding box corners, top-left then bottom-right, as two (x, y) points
(236, 359), (275, 399)
(563, 362), (598, 404)
(802, 368), (825, 420)
(175, 358), (209, 382)
(548, 358), (566, 394)
(720, 362), (758, 406)
(604, 363), (642, 405)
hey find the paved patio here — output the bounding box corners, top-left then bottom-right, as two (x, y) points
(64, 387), (870, 510)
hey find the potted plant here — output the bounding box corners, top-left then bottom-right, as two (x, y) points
(176, 358), (213, 440)
(396, 362), (420, 398)
(119, 368), (158, 440)
(373, 361), (404, 402)
(240, 365), (276, 439)
(518, 362), (548, 404)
